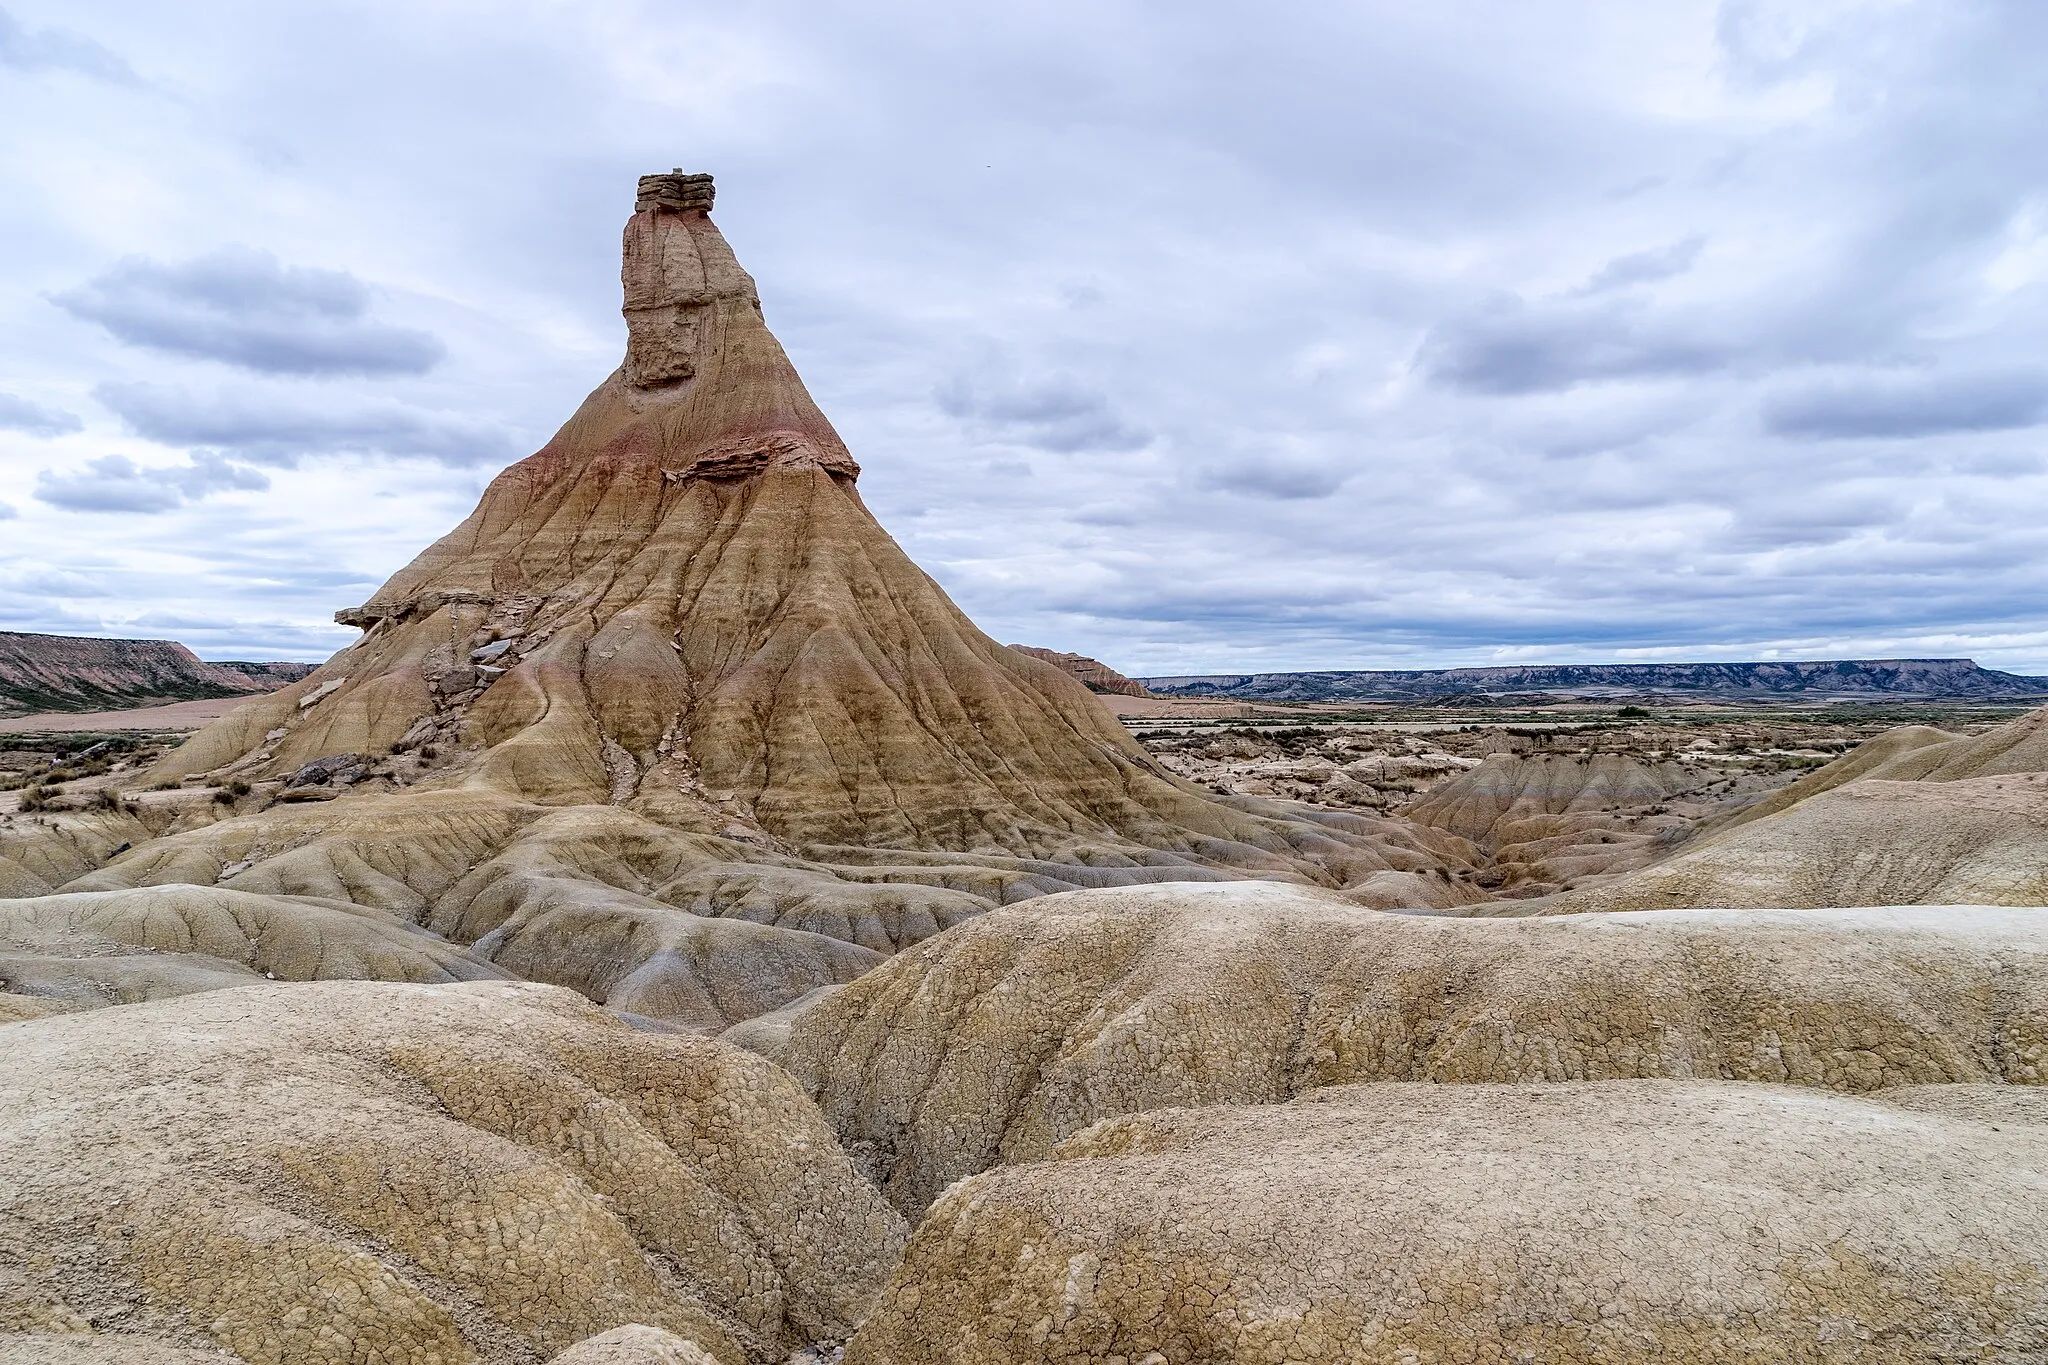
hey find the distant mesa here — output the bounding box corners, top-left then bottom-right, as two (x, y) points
(1143, 657), (2048, 703)
(1005, 645), (1155, 698)
(0, 630), (313, 717)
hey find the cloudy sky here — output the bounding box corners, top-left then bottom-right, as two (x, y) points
(3, 1), (2046, 675)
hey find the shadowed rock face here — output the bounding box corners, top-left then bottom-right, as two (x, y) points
(847, 1082), (2048, 1365)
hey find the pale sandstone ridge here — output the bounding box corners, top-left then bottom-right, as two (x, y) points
(0, 980), (904, 1364)
(847, 1082), (2048, 1364)
(1546, 705), (2048, 912)
(1004, 646), (1155, 698)
(775, 881), (2048, 1212)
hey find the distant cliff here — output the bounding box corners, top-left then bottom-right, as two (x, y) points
(1142, 658), (2048, 703)
(1008, 646), (1156, 698)
(0, 631), (315, 715)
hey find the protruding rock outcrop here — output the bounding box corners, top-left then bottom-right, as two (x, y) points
(1005, 646), (1155, 698)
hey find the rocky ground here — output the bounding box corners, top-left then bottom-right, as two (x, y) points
(1128, 706), (2030, 902)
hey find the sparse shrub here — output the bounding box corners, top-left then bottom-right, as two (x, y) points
(212, 788), (236, 805)
(228, 779), (252, 796)
(19, 787), (48, 812)
(419, 744), (438, 759)
(92, 788), (122, 812)
(150, 779), (180, 791)
(1617, 706), (1651, 718)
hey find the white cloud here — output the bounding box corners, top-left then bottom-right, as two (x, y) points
(0, 0), (2043, 672)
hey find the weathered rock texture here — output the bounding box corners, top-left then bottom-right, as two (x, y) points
(1143, 656), (2048, 701)
(144, 173), (1345, 872)
(0, 632), (300, 716)
(776, 881), (2048, 1213)
(1004, 646), (1154, 698)
(1546, 707), (2048, 912)
(546, 1325), (720, 1365)
(0, 172), (1486, 1029)
(847, 1082), (2048, 1364)
(0, 980), (904, 1364)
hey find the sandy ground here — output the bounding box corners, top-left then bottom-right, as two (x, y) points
(0, 695), (259, 734)
(1098, 694), (1265, 719)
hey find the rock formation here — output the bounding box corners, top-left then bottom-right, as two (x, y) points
(1547, 706), (2048, 911)
(774, 881), (2048, 1213)
(0, 980), (904, 1363)
(0, 631), (306, 716)
(1144, 656), (2048, 702)
(1004, 646), (1154, 697)
(848, 1082), (2048, 1363)
(0, 171), (1459, 1030)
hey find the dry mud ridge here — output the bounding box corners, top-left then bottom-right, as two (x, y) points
(4, 170), (2048, 1363)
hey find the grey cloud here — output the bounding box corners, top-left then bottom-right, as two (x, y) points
(0, 6), (139, 84)
(1420, 296), (1728, 395)
(0, 391), (82, 436)
(34, 452), (269, 515)
(0, 503), (16, 521)
(1765, 368), (2048, 439)
(96, 383), (517, 467)
(937, 371), (1150, 453)
(1577, 237), (1705, 294)
(52, 247), (444, 376)
(1200, 457), (1352, 502)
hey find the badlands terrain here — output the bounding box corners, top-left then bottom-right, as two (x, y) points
(3, 172), (2047, 1364)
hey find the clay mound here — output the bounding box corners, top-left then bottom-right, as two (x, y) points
(548, 1326), (720, 1365)
(0, 884), (509, 989)
(0, 947), (261, 1018)
(61, 792), (973, 1028)
(1867, 703), (2048, 781)
(1004, 645), (1154, 698)
(847, 1081), (2048, 1364)
(1708, 722), (1959, 832)
(0, 980), (904, 1364)
(775, 881), (2048, 1212)
(1404, 751), (1686, 843)
(1548, 772), (2048, 911)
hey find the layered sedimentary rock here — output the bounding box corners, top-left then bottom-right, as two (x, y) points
(1549, 706), (2048, 912)
(146, 172), (1339, 870)
(848, 1082), (2048, 1364)
(0, 631), (299, 716)
(0, 980), (904, 1364)
(1004, 646), (1154, 698)
(776, 881), (2048, 1213)
(0, 171), (1462, 1029)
